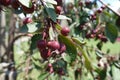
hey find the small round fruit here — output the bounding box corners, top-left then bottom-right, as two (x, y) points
(47, 40), (60, 50)
(11, 0), (20, 9)
(101, 5), (106, 9)
(67, 3), (74, 10)
(57, 68), (65, 75)
(97, 8), (103, 13)
(23, 17), (32, 24)
(55, 6), (62, 14)
(0, 0), (11, 6)
(91, 14), (96, 20)
(100, 36), (108, 42)
(37, 40), (47, 50)
(22, 4), (35, 13)
(79, 25), (84, 30)
(55, 0), (62, 6)
(40, 49), (51, 60)
(59, 43), (66, 53)
(85, 33), (91, 39)
(61, 27), (70, 36)
(78, 1), (83, 6)
(85, 0), (91, 5)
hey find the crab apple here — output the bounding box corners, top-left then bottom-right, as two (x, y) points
(91, 14), (96, 20)
(91, 29), (98, 34)
(47, 40), (60, 50)
(61, 26), (70, 36)
(79, 25), (84, 30)
(0, 0), (11, 6)
(23, 17), (32, 24)
(97, 8), (103, 13)
(100, 36), (108, 42)
(67, 3), (74, 10)
(59, 43), (66, 53)
(85, 0), (91, 5)
(57, 68), (65, 75)
(11, 0), (20, 9)
(46, 63), (54, 73)
(40, 49), (51, 60)
(37, 40), (47, 50)
(55, 0), (62, 6)
(78, 1), (83, 6)
(55, 6), (62, 14)
(101, 5), (106, 9)
(22, 4), (35, 14)
(85, 33), (91, 39)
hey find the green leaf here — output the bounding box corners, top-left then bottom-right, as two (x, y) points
(33, 62), (42, 70)
(44, 0), (57, 5)
(18, 0), (31, 7)
(62, 54), (71, 63)
(115, 17), (120, 31)
(38, 72), (50, 80)
(30, 34), (42, 50)
(20, 22), (41, 33)
(45, 3), (57, 22)
(76, 45), (92, 70)
(112, 65), (120, 80)
(57, 15), (72, 21)
(105, 23), (118, 43)
(58, 35), (77, 62)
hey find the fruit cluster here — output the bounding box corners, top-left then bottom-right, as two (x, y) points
(85, 29), (108, 42)
(0, 0), (35, 13)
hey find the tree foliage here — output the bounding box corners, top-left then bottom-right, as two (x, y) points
(0, 0), (120, 80)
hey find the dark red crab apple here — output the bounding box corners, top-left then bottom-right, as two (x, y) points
(23, 17), (32, 24)
(61, 27), (70, 36)
(59, 43), (66, 53)
(11, 0), (20, 9)
(40, 49), (51, 60)
(55, 0), (62, 6)
(37, 40), (47, 50)
(55, 6), (62, 14)
(47, 40), (60, 50)
(0, 0), (11, 6)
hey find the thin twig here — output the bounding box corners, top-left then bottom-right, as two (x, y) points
(98, 0), (120, 16)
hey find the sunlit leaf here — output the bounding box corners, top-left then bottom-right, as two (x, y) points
(18, 0), (31, 7)
(57, 15), (72, 21)
(44, 0), (57, 5)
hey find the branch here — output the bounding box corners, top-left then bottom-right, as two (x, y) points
(3, 33), (31, 57)
(98, 0), (120, 16)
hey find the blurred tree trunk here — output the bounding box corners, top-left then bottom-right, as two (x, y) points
(7, 13), (17, 62)
(0, 10), (7, 62)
